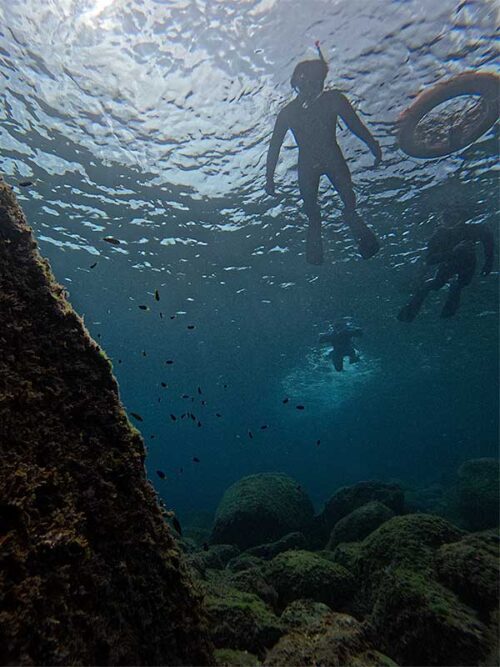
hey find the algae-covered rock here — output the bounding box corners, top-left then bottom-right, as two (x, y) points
(228, 568), (279, 607)
(327, 501), (394, 549)
(0, 177), (213, 665)
(266, 550), (355, 610)
(434, 530), (499, 613)
(227, 553), (265, 573)
(456, 458), (500, 530)
(265, 613), (397, 666)
(246, 531), (306, 560)
(205, 587), (284, 656)
(321, 481), (405, 531)
(189, 544), (240, 574)
(279, 599), (332, 631)
(211, 474), (314, 550)
(371, 567), (487, 666)
(214, 648), (261, 666)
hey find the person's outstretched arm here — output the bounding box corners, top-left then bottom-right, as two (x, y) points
(265, 109), (289, 195)
(465, 223), (495, 275)
(334, 92), (382, 165)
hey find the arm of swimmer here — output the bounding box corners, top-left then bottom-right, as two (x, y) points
(471, 223), (494, 275)
(265, 109), (289, 185)
(334, 92), (381, 162)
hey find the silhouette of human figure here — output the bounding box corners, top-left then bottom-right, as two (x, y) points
(319, 319), (363, 371)
(265, 43), (382, 265)
(398, 219), (494, 321)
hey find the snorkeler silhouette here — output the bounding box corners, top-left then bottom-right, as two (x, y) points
(265, 43), (382, 265)
(319, 319), (363, 372)
(398, 219), (494, 321)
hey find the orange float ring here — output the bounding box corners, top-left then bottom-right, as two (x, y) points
(398, 71), (499, 158)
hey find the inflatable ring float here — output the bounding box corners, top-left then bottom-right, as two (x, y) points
(398, 71), (499, 158)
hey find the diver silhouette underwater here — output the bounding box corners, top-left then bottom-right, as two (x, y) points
(319, 319), (363, 372)
(398, 214), (495, 321)
(265, 43), (382, 265)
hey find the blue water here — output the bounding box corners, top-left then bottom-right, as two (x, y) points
(1, 0), (498, 520)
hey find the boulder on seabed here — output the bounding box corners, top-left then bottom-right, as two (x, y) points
(211, 473), (314, 550)
(455, 458), (499, 531)
(327, 501), (395, 549)
(265, 550), (355, 611)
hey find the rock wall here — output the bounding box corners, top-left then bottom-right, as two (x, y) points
(0, 177), (214, 666)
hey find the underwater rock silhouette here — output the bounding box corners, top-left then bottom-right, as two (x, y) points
(326, 500), (395, 549)
(0, 176), (213, 666)
(455, 458), (500, 530)
(321, 480), (405, 530)
(211, 473), (314, 550)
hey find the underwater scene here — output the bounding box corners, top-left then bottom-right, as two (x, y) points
(0, 0), (498, 665)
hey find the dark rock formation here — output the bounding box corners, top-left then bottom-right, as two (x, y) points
(456, 458), (499, 530)
(264, 612), (397, 666)
(265, 550), (355, 611)
(211, 473), (314, 550)
(326, 501), (394, 549)
(246, 532), (306, 560)
(0, 177), (213, 665)
(321, 480), (405, 530)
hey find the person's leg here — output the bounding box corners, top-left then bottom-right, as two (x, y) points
(324, 149), (379, 259)
(298, 163), (323, 265)
(441, 244), (476, 318)
(332, 349), (344, 371)
(398, 265), (450, 322)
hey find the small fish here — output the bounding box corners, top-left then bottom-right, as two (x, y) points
(187, 325), (195, 330)
(202, 542), (209, 551)
(182, 394), (190, 399)
(201, 400), (207, 406)
(161, 382), (167, 388)
(18, 180), (34, 187)
(150, 434), (155, 439)
(248, 430), (253, 439)
(316, 440), (321, 446)
(172, 517), (182, 535)
(118, 359), (122, 364)
(282, 398), (289, 404)
(138, 305), (148, 311)
(192, 456), (200, 463)
(142, 351), (147, 356)
(159, 312), (164, 319)
(197, 387), (202, 395)
(156, 469), (166, 479)
(216, 413), (222, 417)
(166, 360), (174, 365)
(155, 289), (160, 301)
(197, 421), (202, 427)
(223, 384), (228, 389)
(130, 412), (143, 422)
(103, 236), (121, 245)
(170, 414), (177, 422)
(260, 425), (268, 430)
(170, 315), (176, 320)
(179, 467), (184, 474)
(190, 413), (196, 421)
(90, 262), (97, 269)
(296, 405), (305, 410)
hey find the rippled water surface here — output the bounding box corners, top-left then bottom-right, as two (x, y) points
(1, 0), (498, 514)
